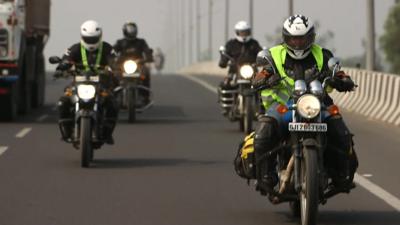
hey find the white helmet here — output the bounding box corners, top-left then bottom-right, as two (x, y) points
(80, 20), (102, 51)
(234, 21), (251, 43)
(282, 15), (315, 59)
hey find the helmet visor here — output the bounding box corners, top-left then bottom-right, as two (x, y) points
(284, 32), (314, 51)
(236, 29), (251, 37)
(82, 35), (101, 45)
(124, 24), (137, 38)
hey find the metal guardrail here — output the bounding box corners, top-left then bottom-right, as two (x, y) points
(180, 62), (400, 127)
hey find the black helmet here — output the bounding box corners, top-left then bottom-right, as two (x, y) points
(123, 22), (138, 40)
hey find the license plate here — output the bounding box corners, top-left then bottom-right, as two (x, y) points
(289, 123), (327, 132)
(123, 73), (140, 78)
(75, 76), (99, 82)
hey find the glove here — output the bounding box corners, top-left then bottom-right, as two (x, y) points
(53, 70), (64, 79)
(327, 71), (355, 92)
(57, 62), (70, 71)
(252, 69), (280, 89)
(218, 59), (228, 68)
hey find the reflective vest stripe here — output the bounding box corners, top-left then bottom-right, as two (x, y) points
(80, 42), (103, 72)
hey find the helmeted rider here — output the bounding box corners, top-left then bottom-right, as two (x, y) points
(113, 22), (154, 102)
(218, 21), (262, 115)
(55, 20), (119, 144)
(252, 15), (358, 194)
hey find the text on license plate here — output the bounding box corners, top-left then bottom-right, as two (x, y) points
(288, 123), (327, 132)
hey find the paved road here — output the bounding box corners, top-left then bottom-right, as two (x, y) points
(0, 74), (399, 225)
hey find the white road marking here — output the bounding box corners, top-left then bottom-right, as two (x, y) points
(36, 114), (48, 122)
(362, 174), (373, 178)
(355, 174), (400, 211)
(181, 74), (218, 94)
(185, 74), (400, 212)
(0, 146), (8, 156)
(15, 127), (32, 138)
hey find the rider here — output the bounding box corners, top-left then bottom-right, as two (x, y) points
(113, 22), (154, 103)
(55, 20), (119, 144)
(218, 20), (262, 115)
(252, 15), (358, 194)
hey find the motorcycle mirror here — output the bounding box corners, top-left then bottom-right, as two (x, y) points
(49, 56), (62, 64)
(219, 45), (226, 53)
(328, 57), (340, 72)
(256, 50), (270, 66)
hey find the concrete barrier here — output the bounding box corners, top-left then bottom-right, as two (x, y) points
(180, 61), (400, 127)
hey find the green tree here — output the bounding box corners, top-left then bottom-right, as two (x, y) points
(380, 2), (400, 73)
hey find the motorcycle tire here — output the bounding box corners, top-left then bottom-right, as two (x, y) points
(243, 95), (253, 134)
(300, 147), (319, 225)
(80, 118), (93, 168)
(128, 88), (136, 123)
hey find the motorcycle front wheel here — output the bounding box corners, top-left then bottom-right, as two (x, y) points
(128, 88), (136, 123)
(80, 117), (93, 168)
(300, 147), (319, 225)
(243, 95), (253, 134)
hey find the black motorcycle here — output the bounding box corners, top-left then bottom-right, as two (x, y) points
(49, 56), (117, 168)
(257, 57), (356, 225)
(218, 46), (257, 134)
(116, 58), (153, 123)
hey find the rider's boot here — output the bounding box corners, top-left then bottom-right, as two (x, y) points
(59, 119), (74, 142)
(255, 155), (278, 195)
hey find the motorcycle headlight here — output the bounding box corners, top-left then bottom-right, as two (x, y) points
(77, 85), (96, 100)
(296, 94), (321, 119)
(123, 60), (138, 74)
(239, 65), (254, 79)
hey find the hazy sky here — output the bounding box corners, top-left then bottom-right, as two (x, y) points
(46, 0), (395, 71)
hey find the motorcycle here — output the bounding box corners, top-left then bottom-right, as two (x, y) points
(117, 58), (153, 123)
(257, 57), (356, 225)
(218, 46), (257, 134)
(49, 56), (118, 168)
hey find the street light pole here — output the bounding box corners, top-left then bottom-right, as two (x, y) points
(208, 0), (213, 60)
(225, 0), (229, 42)
(196, 0), (201, 61)
(288, 0), (294, 16)
(366, 0), (375, 70)
(189, 0), (193, 64)
(249, 0), (253, 29)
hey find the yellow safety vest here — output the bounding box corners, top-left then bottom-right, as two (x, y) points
(80, 42), (103, 72)
(260, 44), (324, 110)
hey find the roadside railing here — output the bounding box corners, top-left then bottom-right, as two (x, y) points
(180, 61), (400, 127)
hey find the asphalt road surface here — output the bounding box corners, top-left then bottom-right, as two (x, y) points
(0, 74), (399, 225)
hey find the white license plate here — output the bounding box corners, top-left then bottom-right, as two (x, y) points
(289, 123), (327, 132)
(123, 73), (140, 78)
(75, 76), (99, 82)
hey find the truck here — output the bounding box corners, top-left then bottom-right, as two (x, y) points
(0, 0), (50, 120)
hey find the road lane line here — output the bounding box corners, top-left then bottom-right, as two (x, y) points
(355, 174), (400, 211)
(181, 74), (218, 94)
(0, 146), (8, 156)
(185, 74), (400, 212)
(36, 114), (48, 122)
(15, 127), (32, 138)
